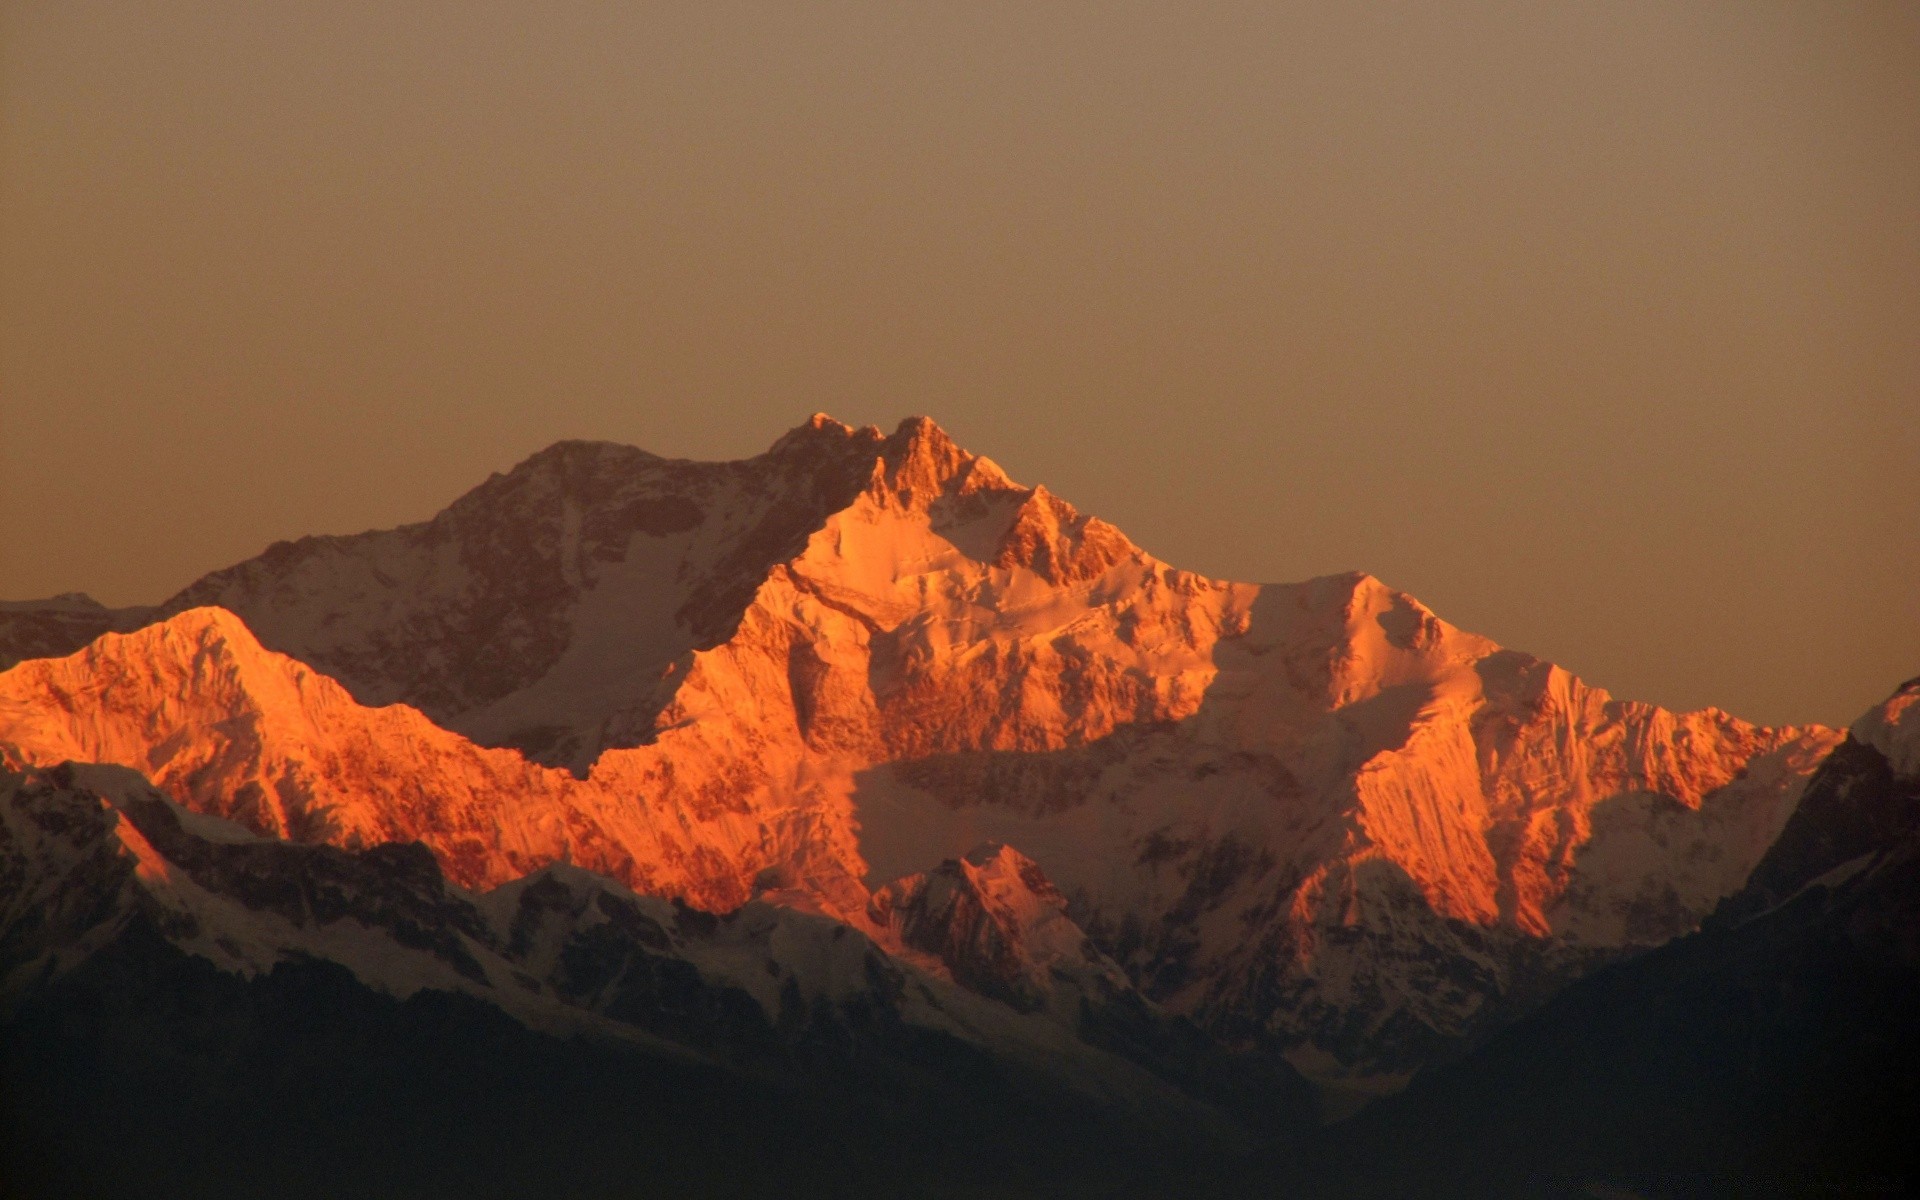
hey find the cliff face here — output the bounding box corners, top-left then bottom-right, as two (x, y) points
(1293, 682), (1920, 1197)
(0, 415), (1839, 1085)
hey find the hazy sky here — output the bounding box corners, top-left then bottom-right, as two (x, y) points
(3, 1), (1915, 728)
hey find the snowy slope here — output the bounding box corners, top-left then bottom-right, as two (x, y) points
(0, 608), (862, 909)
(152, 422), (892, 773)
(0, 414), (1840, 1087)
(0, 759), (1260, 1138)
(1850, 675), (1920, 778)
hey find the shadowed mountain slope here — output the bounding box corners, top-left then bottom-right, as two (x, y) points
(1285, 681), (1920, 1198)
(1, 759), (1300, 1198)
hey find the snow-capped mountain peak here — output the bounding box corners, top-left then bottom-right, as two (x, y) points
(0, 415), (1842, 1090)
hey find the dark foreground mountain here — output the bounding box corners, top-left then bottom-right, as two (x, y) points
(1268, 682), (1920, 1199)
(0, 760), (1309, 1199)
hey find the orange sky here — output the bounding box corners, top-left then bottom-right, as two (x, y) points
(2, 1), (1915, 728)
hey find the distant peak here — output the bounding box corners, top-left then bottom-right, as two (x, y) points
(960, 841), (1037, 873)
(883, 415), (963, 479)
(784, 411), (859, 442)
(471, 442), (666, 503)
(767, 412), (883, 459)
(1850, 681), (1920, 780)
(518, 439), (657, 467)
(110, 606), (264, 657)
(992, 485), (1138, 584)
(1, 606), (318, 723)
(890, 413), (952, 446)
(1337, 570), (1388, 596)
(1289, 570), (1392, 614)
(872, 415), (1017, 504)
(148, 604), (251, 637)
(0, 592), (107, 613)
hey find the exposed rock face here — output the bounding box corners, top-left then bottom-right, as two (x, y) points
(0, 415), (1841, 1086)
(154, 419), (895, 773)
(869, 843), (1133, 1016)
(0, 609), (860, 911)
(1298, 682), (1920, 1197)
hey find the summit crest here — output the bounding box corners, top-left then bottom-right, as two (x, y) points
(0, 413), (1842, 1091)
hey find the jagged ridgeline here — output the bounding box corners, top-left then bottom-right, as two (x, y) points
(2, 415), (1902, 1198)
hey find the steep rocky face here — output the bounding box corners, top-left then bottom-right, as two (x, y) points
(1293, 683), (1920, 1198)
(0, 415), (1839, 1088)
(0, 609), (862, 910)
(868, 843), (1134, 1016)
(153, 418), (896, 772)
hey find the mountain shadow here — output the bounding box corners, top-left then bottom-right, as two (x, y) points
(1, 910), (1298, 1200)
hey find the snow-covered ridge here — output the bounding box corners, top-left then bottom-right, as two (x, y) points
(139, 415), (1070, 775)
(1851, 678), (1920, 780)
(0, 761), (1262, 1136)
(0, 607), (855, 909)
(869, 843), (1135, 1018)
(0, 414), (1842, 1088)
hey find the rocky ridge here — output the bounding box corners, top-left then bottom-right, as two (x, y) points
(1290, 680), (1920, 1197)
(0, 415), (1842, 1086)
(0, 759), (1267, 1140)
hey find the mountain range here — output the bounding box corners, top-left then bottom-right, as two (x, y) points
(1, 415), (1909, 1197)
